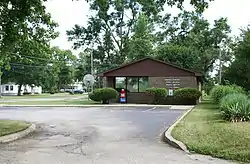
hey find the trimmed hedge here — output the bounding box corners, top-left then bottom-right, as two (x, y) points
(220, 93), (250, 122)
(89, 88), (118, 104)
(145, 88), (167, 104)
(210, 85), (245, 103)
(174, 88), (201, 100)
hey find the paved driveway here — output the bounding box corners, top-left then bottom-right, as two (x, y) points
(0, 107), (233, 164)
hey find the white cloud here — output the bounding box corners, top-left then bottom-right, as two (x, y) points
(203, 0), (250, 36)
(45, 0), (89, 55)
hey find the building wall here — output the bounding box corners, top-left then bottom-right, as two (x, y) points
(106, 76), (115, 88)
(110, 76), (199, 104)
(125, 92), (197, 105)
(148, 76), (197, 89)
(104, 58), (195, 77)
(0, 83), (42, 96)
(0, 84), (19, 96)
(126, 92), (153, 104)
(106, 76), (198, 89)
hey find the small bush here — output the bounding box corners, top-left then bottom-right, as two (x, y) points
(220, 93), (250, 122)
(23, 92), (31, 95)
(174, 88), (202, 100)
(49, 88), (57, 94)
(89, 88), (118, 104)
(210, 85), (245, 103)
(145, 88), (167, 104)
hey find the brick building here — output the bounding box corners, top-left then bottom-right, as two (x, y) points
(101, 57), (203, 104)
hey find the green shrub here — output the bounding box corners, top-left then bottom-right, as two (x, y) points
(23, 92), (32, 95)
(220, 93), (250, 122)
(89, 88), (118, 104)
(145, 88), (167, 104)
(49, 87), (57, 94)
(210, 85), (245, 103)
(174, 88), (202, 100)
(203, 79), (215, 95)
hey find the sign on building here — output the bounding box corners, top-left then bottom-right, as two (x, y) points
(165, 77), (181, 96)
(165, 77), (181, 89)
(168, 88), (174, 96)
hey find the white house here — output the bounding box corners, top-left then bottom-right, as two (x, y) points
(0, 83), (42, 96)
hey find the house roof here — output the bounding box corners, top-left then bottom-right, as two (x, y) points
(101, 57), (202, 77)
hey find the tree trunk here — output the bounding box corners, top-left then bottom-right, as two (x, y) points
(18, 84), (22, 96)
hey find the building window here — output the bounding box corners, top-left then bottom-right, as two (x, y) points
(10, 86), (14, 91)
(115, 77), (126, 89)
(139, 77), (149, 92)
(127, 77), (139, 92)
(5, 86), (9, 91)
(115, 77), (149, 92)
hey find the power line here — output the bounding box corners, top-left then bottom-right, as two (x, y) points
(13, 54), (59, 62)
(14, 55), (64, 63)
(9, 63), (50, 68)
(11, 53), (78, 63)
(4, 69), (73, 77)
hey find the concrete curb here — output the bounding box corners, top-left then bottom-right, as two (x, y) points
(0, 124), (36, 143)
(163, 106), (195, 153)
(0, 104), (178, 108)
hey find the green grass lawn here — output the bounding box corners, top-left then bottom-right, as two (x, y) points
(1, 93), (52, 99)
(0, 93), (85, 99)
(0, 120), (31, 137)
(0, 99), (99, 105)
(172, 98), (250, 163)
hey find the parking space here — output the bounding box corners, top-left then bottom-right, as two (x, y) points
(0, 106), (232, 164)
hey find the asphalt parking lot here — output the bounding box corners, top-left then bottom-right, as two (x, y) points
(0, 106), (233, 164)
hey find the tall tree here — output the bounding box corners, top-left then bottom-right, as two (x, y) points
(155, 11), (231, 75)
(127, 13), (155, 61)
(155, 44), (200, 70)
(74, 52), (91, 81)
(0, 0), (58, 64)
(50, 47), (76, 91)
(67, 0), (214, 73)
(67, 0), (163, 67)
(1, 0), (58, 95)
(223, 27), (250, 90)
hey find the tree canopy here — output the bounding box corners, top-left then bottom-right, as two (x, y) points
(3, 0), (250, 93)
(1, 0), (58, 95)
(67, 2), (231, 77)
(222, 27), (250, 90)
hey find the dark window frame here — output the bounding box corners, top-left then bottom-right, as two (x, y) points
(114, 76), (149, 93)
(5, 85), (9, 91)
(127, 77), (139, 93)
(10, 86), (14, 91)
(138, 76), (149, 92)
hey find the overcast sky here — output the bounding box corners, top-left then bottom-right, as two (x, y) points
(45, 0), (250, 55)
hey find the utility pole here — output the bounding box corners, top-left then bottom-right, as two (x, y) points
(71, 64), (74, 93)
(91, 43), (94, 92)
(0, 71), (2, 98)
(218, 49), (222, 85)
(91, 49), (94, 75)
